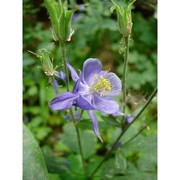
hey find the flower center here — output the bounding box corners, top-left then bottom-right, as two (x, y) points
(91, 74), (111, 96)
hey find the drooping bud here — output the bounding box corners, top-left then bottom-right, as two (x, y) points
(110, 0), (135, 37)
(29, 48), (64, 95)
(44, 0), (75, 43)
(35, 48), (59, 77)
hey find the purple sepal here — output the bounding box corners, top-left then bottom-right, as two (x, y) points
(49, 92), (79, 110)
(112, 110), (124, 116)
(76, 95), (95, 110)
(66, 60), (79, 82)
(51, 78), (59, 95)
(87, 110), (103, 142)
(93, 95), (120, 114)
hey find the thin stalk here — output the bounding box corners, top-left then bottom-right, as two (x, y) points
(122, 36), (130, 122)
(122, 116), (156, 147)
(69, 110), (87, 175)
(60, 43), (70, 91)
(75, 126), (87, 174)
(60, 43), (87, 177)
(89, 87), (157, 178)
(78, 110), (84, 122)
(75, 110), (88, 176)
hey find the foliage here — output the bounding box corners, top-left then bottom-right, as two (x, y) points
(23, 124), (49, 180)
(23, 0), (157, 179)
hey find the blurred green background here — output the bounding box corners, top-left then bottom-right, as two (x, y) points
(23, 0), (157, 179)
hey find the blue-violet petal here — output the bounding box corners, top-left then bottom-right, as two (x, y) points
(93, 95), (120, 114)
(81, 58), (102, 85)
(49, 92), (79, 110)
(87, 110), (103, 142)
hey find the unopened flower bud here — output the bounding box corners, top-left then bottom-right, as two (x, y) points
(110, 0), (135, 37)
(44, 0), (75, 43)
(36, 48), (59, 77)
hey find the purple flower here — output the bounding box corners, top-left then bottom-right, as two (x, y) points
(49, 58), (122, 142)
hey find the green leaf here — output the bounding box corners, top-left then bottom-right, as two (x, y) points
(101, 158), (125, 179)
(77, 119), (92, 130)
(137, 135), (157, 172)
(59, 154), (85, 180)
(101, 116), (121, 127)
(86, 155), (103, 176)
(61, 123), (79, 152)
(23, 106), (40, 115)
(23, 124), (48, 180)
(100, 19), (116, 31)
(27, 86), (38, 96)
(116, 172), (157, 180)
(48, 173), (61, 180)
(122, 134), (157, 173)
(61, 123), (97, 159)
(115, 152), (127, 173)
(80, 129), (97, 159)
(100, 152), (127, 179)
(101, 158), (156, 180)
(35, 126), (52, 141)
(42, 146), (69, 174)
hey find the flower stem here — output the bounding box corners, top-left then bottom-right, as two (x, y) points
(60, 43), (70, 91)
(89, 87), (157, 178)
(122, 36), (130, 122)
(75, 126), (87, 174)
(69, 110), (87, 176)
(122, 116), (156, 147)
(78, 110), (84, 122)
(60, 43), (87, 177)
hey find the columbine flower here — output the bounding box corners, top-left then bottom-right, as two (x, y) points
(49, 58), (122, 141)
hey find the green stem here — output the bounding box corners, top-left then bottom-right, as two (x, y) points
(69, 110), (87, 176)
(78, 110), (84, 122)
(122, 36), (130, 122)
(75, 126), (87, 174)
(60, 43), (87, 177)
(122, 116), (156, 147)
(70, 109), (87, 175)
(89, 87), (157, 178)
(60, 43), (70, 91)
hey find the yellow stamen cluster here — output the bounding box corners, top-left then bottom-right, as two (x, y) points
(91, 75), (112, 96)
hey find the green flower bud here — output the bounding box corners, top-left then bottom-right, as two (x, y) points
(44, 0), (74, 43)
(29, 48), (59, 77)
(110, 0), (135, 37)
